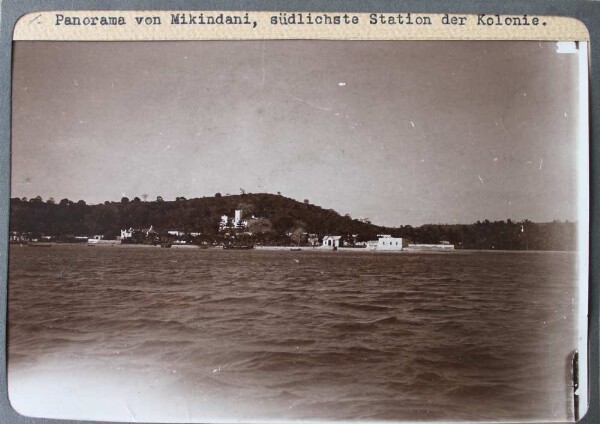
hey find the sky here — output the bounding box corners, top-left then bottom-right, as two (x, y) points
(11, 40), (583, 226)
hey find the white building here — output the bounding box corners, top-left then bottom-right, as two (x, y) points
(322, 235), (342, 248)
(233, 209), (249, 229)
(367, 234), (403, 251)
(121, 228), (134, 240)
(219, 215), (230, 231)
(220, 210), (249, 231)
(120, 226), (156, 240)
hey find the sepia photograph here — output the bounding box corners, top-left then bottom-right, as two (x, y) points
(8, 39), (589, 422)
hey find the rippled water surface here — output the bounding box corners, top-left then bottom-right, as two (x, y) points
(8, 246), (578, 422)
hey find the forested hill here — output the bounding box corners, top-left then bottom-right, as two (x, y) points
(9, 193), (384, 239)
(9, 194), (577, 250)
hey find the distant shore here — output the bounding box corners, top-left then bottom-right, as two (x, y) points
(14, 242), (415, 253)
(10, 242), (576, 254)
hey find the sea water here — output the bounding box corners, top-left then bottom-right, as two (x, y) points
(7, 246), (578, 422)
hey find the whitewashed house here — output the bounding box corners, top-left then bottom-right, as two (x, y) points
(322, 235), (342, 248)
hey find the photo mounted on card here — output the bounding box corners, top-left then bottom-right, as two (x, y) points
(7, 9), (590, 423)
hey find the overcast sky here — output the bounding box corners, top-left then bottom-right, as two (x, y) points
(11, 40), (582, 226)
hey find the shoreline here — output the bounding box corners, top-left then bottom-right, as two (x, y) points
(9, 242), (577, 254)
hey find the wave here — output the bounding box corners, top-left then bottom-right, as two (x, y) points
(330, 301), (395, 312)
(332, 315), (399, 331)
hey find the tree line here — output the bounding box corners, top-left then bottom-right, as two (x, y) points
(9, 194), (577, 250)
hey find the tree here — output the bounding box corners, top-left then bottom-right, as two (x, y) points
(290, 226), (306, 246)
(59, 198), (70, 206)
(273, 216), (294, 233)
(247, 218), (273, 235)
(156, 196), (164, 202)
(237, 202), (255, 216)
(240, 188), (246, 195)
(76, 200), (86, 206)
(141, 193), (149, 202)
(121, 197), (129, 204)
(175, 196), (186, 202)
(133, 197), (141, 203)
(215, 193), (222, 198)
(303, 199), (309, 204)
(20, 197), (27, 202)
(46, 197), (55, 205)
(30, 195), (43, 203)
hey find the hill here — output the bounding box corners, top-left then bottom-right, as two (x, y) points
(9, 193), (384, 241)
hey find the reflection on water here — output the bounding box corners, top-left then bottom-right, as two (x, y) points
(8, 246), (578, 422)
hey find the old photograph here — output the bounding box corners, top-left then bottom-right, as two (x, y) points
(8, 39), (588, 422)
